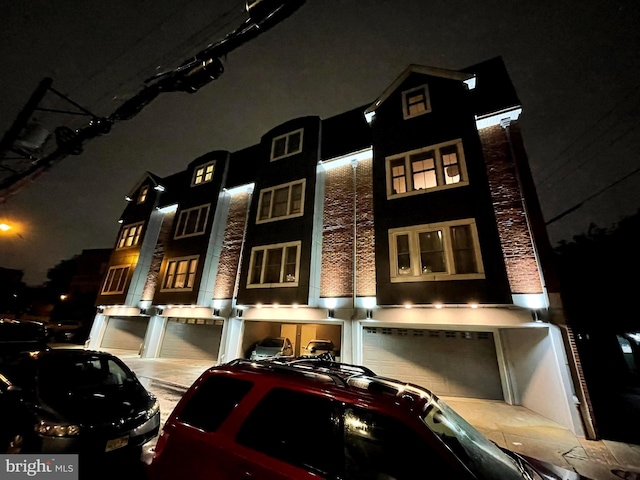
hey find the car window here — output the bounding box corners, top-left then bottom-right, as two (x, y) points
(259, 338), (283, 348)
(342, 406), (456, 479)
(236, 388), (341, 477)
(179, 375), (253, 432)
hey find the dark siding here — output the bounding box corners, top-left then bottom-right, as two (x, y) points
(370, 73), (511, 305)
(237, 116), (321, 305)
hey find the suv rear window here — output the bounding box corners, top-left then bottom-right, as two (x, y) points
(179, 375), (253, 431)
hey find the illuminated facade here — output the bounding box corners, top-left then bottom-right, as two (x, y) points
(88, 58), (593, 437)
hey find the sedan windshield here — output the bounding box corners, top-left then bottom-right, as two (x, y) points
(259, 338), (284, 348)
(422, 396), (541, 480)
(37, 355), (133, 401)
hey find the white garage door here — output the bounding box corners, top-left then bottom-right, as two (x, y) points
(160, 318), (223, 361)
(101, 317), (149, 351)
(363, 327), (503, 400)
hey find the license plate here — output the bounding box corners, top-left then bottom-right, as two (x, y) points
(105, 435), (129, 452)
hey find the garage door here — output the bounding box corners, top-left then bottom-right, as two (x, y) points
(160, 318), (223, 361)
(362, 327), (503, 400)
(101, 317), (149, 351)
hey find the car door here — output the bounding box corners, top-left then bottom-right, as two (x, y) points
(232, 387), (343, 479)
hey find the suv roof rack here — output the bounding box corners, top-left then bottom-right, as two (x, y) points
(223, 357), (434, 406)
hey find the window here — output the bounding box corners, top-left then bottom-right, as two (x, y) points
(162, 256), (199, 291)
(174, 204), (210, 239)
(178, 376), (253, 432)
(101, 265), (130, 294)
(247, 241), (301, 288)
(138, 185), (149, 204)
(386, 139), (467, 198)
(402, 84), (431, 119)
(389, 219), (484, 282)
(192, 161), (215, 186)
(116, 222), (144, 249)
(270, 129), (303, 161)
(256, 180), (305, 223)
(343, 406), (453, 479)
(237, 388), (340, 477)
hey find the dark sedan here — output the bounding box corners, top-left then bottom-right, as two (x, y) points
(0, 348), (160, 456)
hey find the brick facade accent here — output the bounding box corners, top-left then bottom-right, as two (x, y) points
(321, 158), (376, 297)
(479, 125), (543, 294)
(213, 191), (250, 299)
(142, 210), (175, 301)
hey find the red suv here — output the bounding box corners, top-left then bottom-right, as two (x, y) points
(147, 358), (589, 480)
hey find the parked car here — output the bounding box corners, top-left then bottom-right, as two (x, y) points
(302, 339), (337, 358)
(249, 336), (293, 360)
(147, 357), (592, 480)
(46, 320), (84, 343)
(0, 348), (160, 456)
(0, 318), (49, 358)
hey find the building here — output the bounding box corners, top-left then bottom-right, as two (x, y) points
(88, 57), (594, 437)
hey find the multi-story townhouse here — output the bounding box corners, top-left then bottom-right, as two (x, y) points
(88, 57), (594, 438)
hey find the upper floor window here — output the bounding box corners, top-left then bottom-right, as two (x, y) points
(117, 222), (144, 249)
(257, 180), (305, 223)
(175, 204), (210, 239)
(386, 139), (467, 198)
(271, 129), (303, 161)
(402, 84), (431, 119)
(389, 219), (484, 282)
(102, 265), (130, 294)
(138, 185), (149, 204)
(192, 161), (216, 186)
(162, 255), (199, 291)
(247, 241), (301, 288)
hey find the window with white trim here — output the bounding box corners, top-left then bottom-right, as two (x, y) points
(175, 204), (210, 239)
(192, 161), (215, 186)
(162, 256), (199, 291)
(386, 139), (467, 198)
(389, 219), (484, 282)
(402, 84), (431, 119)
(257, 180), (305, 223)
(102, 265), (130, 294)
(117, 222), (144, 249)
(247, 241), (301, 288)
(138, 185), (149, 204)
(270, 129), (303, 161)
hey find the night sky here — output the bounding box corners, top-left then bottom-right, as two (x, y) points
(1, 0), (638, 286)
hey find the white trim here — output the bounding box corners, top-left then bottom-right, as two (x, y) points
(388, 219), (485, 282)
(246, 240), (302, 288)
(385, 138), (468, 199)
(256, 179), (306, 224)
(270, 128), (304, 161)
(160, 255), (200, 292)
(402, 84), (432, 120)
(101, 264), (131, 295)
(475, 107), (522, 130)
(319, 147), (372, 171)
(191, 160), (216, 186)
(174, 203), (211, 239)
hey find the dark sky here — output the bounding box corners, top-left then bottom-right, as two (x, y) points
(1, 0), (638, 286)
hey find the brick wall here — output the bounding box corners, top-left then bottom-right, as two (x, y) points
(321, 158), (376, 297)
(141, 210), (175, 301)
(479, 125), (543, 294)
(213, 191), (250, 299)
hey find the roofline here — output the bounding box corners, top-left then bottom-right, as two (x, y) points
(364, 64), (475, 119)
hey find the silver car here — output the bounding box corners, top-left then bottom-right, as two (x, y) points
(302, 339), (336, 358)
(250, 337), (293, 360)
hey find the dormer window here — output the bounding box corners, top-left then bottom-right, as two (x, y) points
(271, 129), (303, 161)
(402, 84), (431, 119)
(138, 185), (149, 204)
(192, 161), (216, 186)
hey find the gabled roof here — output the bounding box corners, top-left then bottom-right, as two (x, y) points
(125, 171), (164, 199)
(364, 64), (475, 120)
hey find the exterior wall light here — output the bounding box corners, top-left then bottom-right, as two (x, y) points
(434, 303), (443, 309)
(125, 196), (133, 202)
(404, 303), (412, 309)
(366, 309), (373, 319)
(470, 303), (478, 309)
(213, 309), (220, 317)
